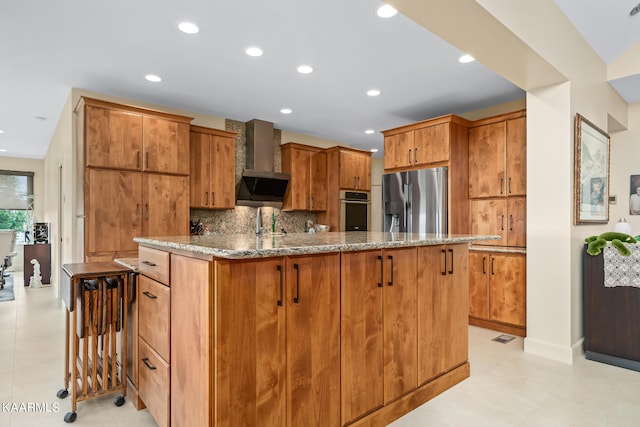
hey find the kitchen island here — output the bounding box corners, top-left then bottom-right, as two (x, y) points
(133, 232), (497, 427)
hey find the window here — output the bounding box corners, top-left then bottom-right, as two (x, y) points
(0, 170), (34, 244)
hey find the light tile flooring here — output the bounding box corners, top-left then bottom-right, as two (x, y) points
(1, 272), (639, 426)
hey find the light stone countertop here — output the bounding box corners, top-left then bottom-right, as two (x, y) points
(134, 232), (500, 260)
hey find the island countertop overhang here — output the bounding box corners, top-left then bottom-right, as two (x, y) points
(134, 231), (499, 259)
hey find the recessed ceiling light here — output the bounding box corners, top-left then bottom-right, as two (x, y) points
(0, 149), (7, 152)
(280, 108), (292, 114)
(297, 65), (314, 74)
(377, 4), (398, 18)
(367, 89), (381, 97)
(245, 46), (263, 57)
(145, 74), (162, 83)
(459, 54), (475, 63)
(631, 3), (640, 16)
(178, 22), (199, 34)
(0, 130), (4, 134)
(370, 148), (379, 153)
(365, 129), (375, 134)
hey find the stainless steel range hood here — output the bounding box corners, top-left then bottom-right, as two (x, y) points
(236, 119), (290, 207)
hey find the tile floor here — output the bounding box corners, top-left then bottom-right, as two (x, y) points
(1, 272), (639, 426)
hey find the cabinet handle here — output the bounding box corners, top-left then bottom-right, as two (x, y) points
(508, 177), (512, 194)
(510, 214), (514, 231)
(501, 214), (504, 231)
(307, 196), (310, 209)
(414, 147), (418, 164)
(358, 176), (361, 189)
(448, 249), (454, 274)
(141, 260), (157, 267)
(293, 263), (300, 303)
(136, 203), (140, 221)
(441, 249), (447, 276)
(353, 176), (357, 188)
(145, 152), (149, 169)
(408, 149), (412, 164)
(500, 177), (504, 194)
(142, 357), (157, 370)
(311, 196), (315, 209)
(377, 255), (383, 287)
(277, 265), (283, 307)
(387, 255), (394, 286)
(212, 192), (215, 206)
(145, 203), (149, 220)
(482, 256), (486, 274)
(491, 258), (495, 275)
(205, 192), (209, 205)
(136, 151), (140, 169)
(142, 291), (157, 299)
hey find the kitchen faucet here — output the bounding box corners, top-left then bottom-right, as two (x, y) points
(255, 207), (263, 235)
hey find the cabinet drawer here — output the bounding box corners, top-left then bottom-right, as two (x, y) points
(139, 246), (170, 285)
(139, 338), (170, 427)
(138, 275), (170, 362)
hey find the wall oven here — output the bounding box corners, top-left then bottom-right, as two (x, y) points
(340, 191), (371, 231)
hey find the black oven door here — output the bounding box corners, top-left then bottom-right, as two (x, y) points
(344, 201), (369, 231)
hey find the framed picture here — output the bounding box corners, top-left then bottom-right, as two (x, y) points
(630, 175), (640, 215)
(574, 113), (610, 224)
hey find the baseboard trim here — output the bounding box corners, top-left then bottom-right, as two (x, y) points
(524, 336), (574, 364)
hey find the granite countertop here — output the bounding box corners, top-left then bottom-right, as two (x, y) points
(114, 257), (139, 272)
(134, 232), (500, 260)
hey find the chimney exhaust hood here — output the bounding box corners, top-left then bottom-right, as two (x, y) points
(236, 119), (290, 207)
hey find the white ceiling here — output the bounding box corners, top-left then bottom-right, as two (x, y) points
(0, 0), (637, 160)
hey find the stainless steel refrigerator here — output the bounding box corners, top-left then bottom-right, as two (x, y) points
(382, 167), (448, 234)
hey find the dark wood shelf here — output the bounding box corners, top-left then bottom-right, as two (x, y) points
(23, 243), (51, 286)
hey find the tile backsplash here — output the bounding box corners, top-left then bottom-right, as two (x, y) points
(191, 207), (316, 235)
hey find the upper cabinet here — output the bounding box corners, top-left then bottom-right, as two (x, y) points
(338, 148), (371, 191)
(383, 116), (470, 171)
(281, 143), (327, 211)
(80, 97), (191, 175)
(468, 112), (526, 198)
(190, 125), (237, 209)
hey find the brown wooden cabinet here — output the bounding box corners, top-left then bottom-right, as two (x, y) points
(469, 197), (526, 247)
(214, 253), (340, 427)
(76, 97), (192, 262)
(189, 126), (236, 209)
(80, 98), (190, 174)
(417, 244), (468, 384)
(138, 247), (172, 427)
(468, 251), (526, 336)
(468, 113), (526, 198)
(341, 247), (417, 424)
(383, 118), (465, 171)
(338, 148), (371, 191)
(281, 143), (327, 211)
(467, 110), (527, 336)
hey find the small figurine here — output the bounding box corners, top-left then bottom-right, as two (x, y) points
(29, 259), (43, 288)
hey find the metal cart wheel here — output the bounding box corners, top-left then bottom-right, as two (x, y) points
(57, 388), (69, 399)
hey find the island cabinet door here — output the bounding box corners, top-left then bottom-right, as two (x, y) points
(417, 244), (469, 384)
(340, 250), (384, 425)
(285, 253), (341, 427)
(214, 257), (287, 427)
(382, 247), (418, 404)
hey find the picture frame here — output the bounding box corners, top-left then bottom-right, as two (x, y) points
(574, 113), (610, 224)
(629, 175), (640, 215)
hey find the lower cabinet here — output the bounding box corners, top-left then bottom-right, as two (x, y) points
(214, 253), (341, 427)
(468, 251), (526, 335)
(417, 244), (469, 383)
(138, 273), (171, 427)
(136, 243), (470, 427)
(340, 247), (419, 424)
